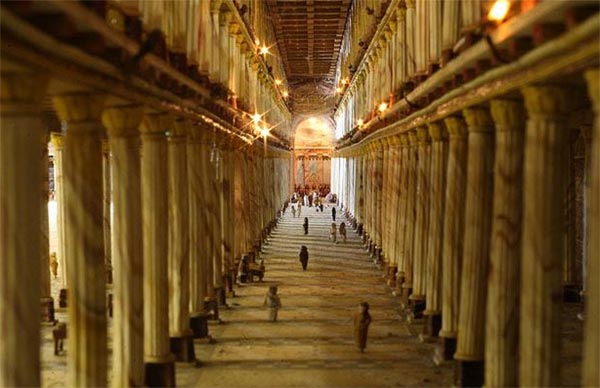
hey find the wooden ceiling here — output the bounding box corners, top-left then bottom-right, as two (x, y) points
(266, 0), (352, 85)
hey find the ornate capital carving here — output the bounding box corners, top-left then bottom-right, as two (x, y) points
(140, 113), (174, 135)
(521, 84), (573, 117)
(443, 116), (468, 138)
(463, 107), (493, 133)
(427, 121), (447, 141)
(102, 105), (144, 138)
(1, 71), (48, 115)
(490, 99), (525, 132)
(52, 93), (106, 129)
(416, 126), (431, 143)
(408, 129), (418, 145)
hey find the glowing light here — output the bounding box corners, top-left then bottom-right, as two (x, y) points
(488, 0), (510, 22)
(260, 127), (269, 137)
(336, 87), (343, 94)
(260, 45), (269, 55)
(254, 38), (260, 46)
(357, 118), (364, 127)
(341, 78), (349, 85)
(252, 113), (261, 123)
(378, 102), (388, 112)
(275, 79), (282, 86)
(308, 117), (317, 125)
(282, 90), (289, 98)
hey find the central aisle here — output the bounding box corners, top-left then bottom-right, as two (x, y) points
(178, 205), (452, 387)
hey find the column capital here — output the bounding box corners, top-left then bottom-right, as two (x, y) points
(53, 93), (106, 126)
(405, 0), (415, 9)
(51, 132), (65, 149)
(170, 120), (191, 141)
(444, 116), (468, 138)
(1, 71), (48, 115)
(521, 84), (573, 117)
(490, 99), (525, 132)
(585, 68), (600, 108)
(416, 126), (431, 144)
(141, 113), (173, 135)
(463, 107), (493, 133)
(102, 105), (144, 138)
(428, 121), (447, 141)
(408, 129), (418, 145)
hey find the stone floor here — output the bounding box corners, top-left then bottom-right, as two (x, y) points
(41, 204), (583, 387)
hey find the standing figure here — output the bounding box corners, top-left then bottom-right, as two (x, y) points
(303, 194), (309, 207)
(339, 222), (347, 243)
(303, 217), (309, 235)
(298, 202), (302, 216)
(291, 204), (296, 218)
(49, 252), (58, 279)
(319, 203), (324, 212)
(299, 245), (309, 270)
(353, 302), (372, 352)
(330, 222), (337, 243)
(263, 286), (282, 322)
(332, 206), (337, 221)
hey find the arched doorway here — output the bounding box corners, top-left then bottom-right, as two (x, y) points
(293, 116), (334, 195)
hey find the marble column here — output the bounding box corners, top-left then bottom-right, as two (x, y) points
(102, 142), (112, 284)
(168, 120), (195, 362)
(437, 116), (468, 363)
(102, 105), (145, 387)
(519, 85), (571, 387)
(188, 126), (209, 338)
(394, 134), (409, 292)
(409, 126), (431, 317)
(485, 99), (525, 387)
(455, 107), (495, 387)
(140, 113), (175, 386)
(374, 140), (384, 261)
(199, 130), (216, 314)
(0, 69), (47, 388)
(401, 130), (418, 307)
(387, 136), (402, 285)
(381, 139), (391, 269)
(51, 133), (68, 292)
(53, 92), (107, 387)
(423, 121), (448, 338)
(583, 68), (599, 388)
(40, 130), (55, 322)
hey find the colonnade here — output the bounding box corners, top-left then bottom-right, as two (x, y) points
(333, 72), (599, 386)
(0, 64), (291, 387)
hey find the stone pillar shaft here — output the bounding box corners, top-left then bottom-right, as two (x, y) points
(140, 114), (174, 386)
(0, 70), (47, 387)
(53, 92), (108, 387)
(583, 68), (599, 388)
(455, 107), (494, 372)
(102, 143), (112, 283)
(51, 133), (68, 289)
(484, 99), (525, 387)
(424, 122), (448, 331)
(440, 116), (468, 340)
(519, 85), (571, 387)
(395, 135), (409, 281)
(102, 105), (145, 387)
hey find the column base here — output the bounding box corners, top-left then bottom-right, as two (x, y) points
(40, 297), (55, 323)
(144, 360), (175, 387)
(59, 288), (68, 308)
(422, 313), (442, 338)
(216, 286), (227, 306)
(407, 297), (426, 320)
(386, 266), (398, 287)
(563, 284), (582, 303)
(189, 314), (209, 339)
(169, 335), (196, 363)
(357, 223), (363, 236)
(204, 297), (219, 321)
(400, 285), (412, 308)
(454, 359), (484, 387)
(374, 247), (382, 263)
(433, 336), (457, 365)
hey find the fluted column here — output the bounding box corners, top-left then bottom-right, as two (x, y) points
(53, 92), (107, 388)
(423, 122), (448, 337)
(394, 134), (409, 292)
(168, 120), (195, 362)
(484, 99), (525, 387)
(455, 107), (495, 387)
(519, 85), (571, 387)
(401, 130), (418, 306)
(381, 139), (391, 269)
(140, 113), (175, 387)
(102, 105), (145, 387)
(409, 126), (431, 316)
(365, 145), (374, 250)
(188, 126), (209, 337)
(583, 68), (599, 388)
(0, 69), (47, 387)
(437, 116), (468, 362)
(374, 141), (384, 259)
(51, 133), (68, 291)
(387, 136), (402, 285)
